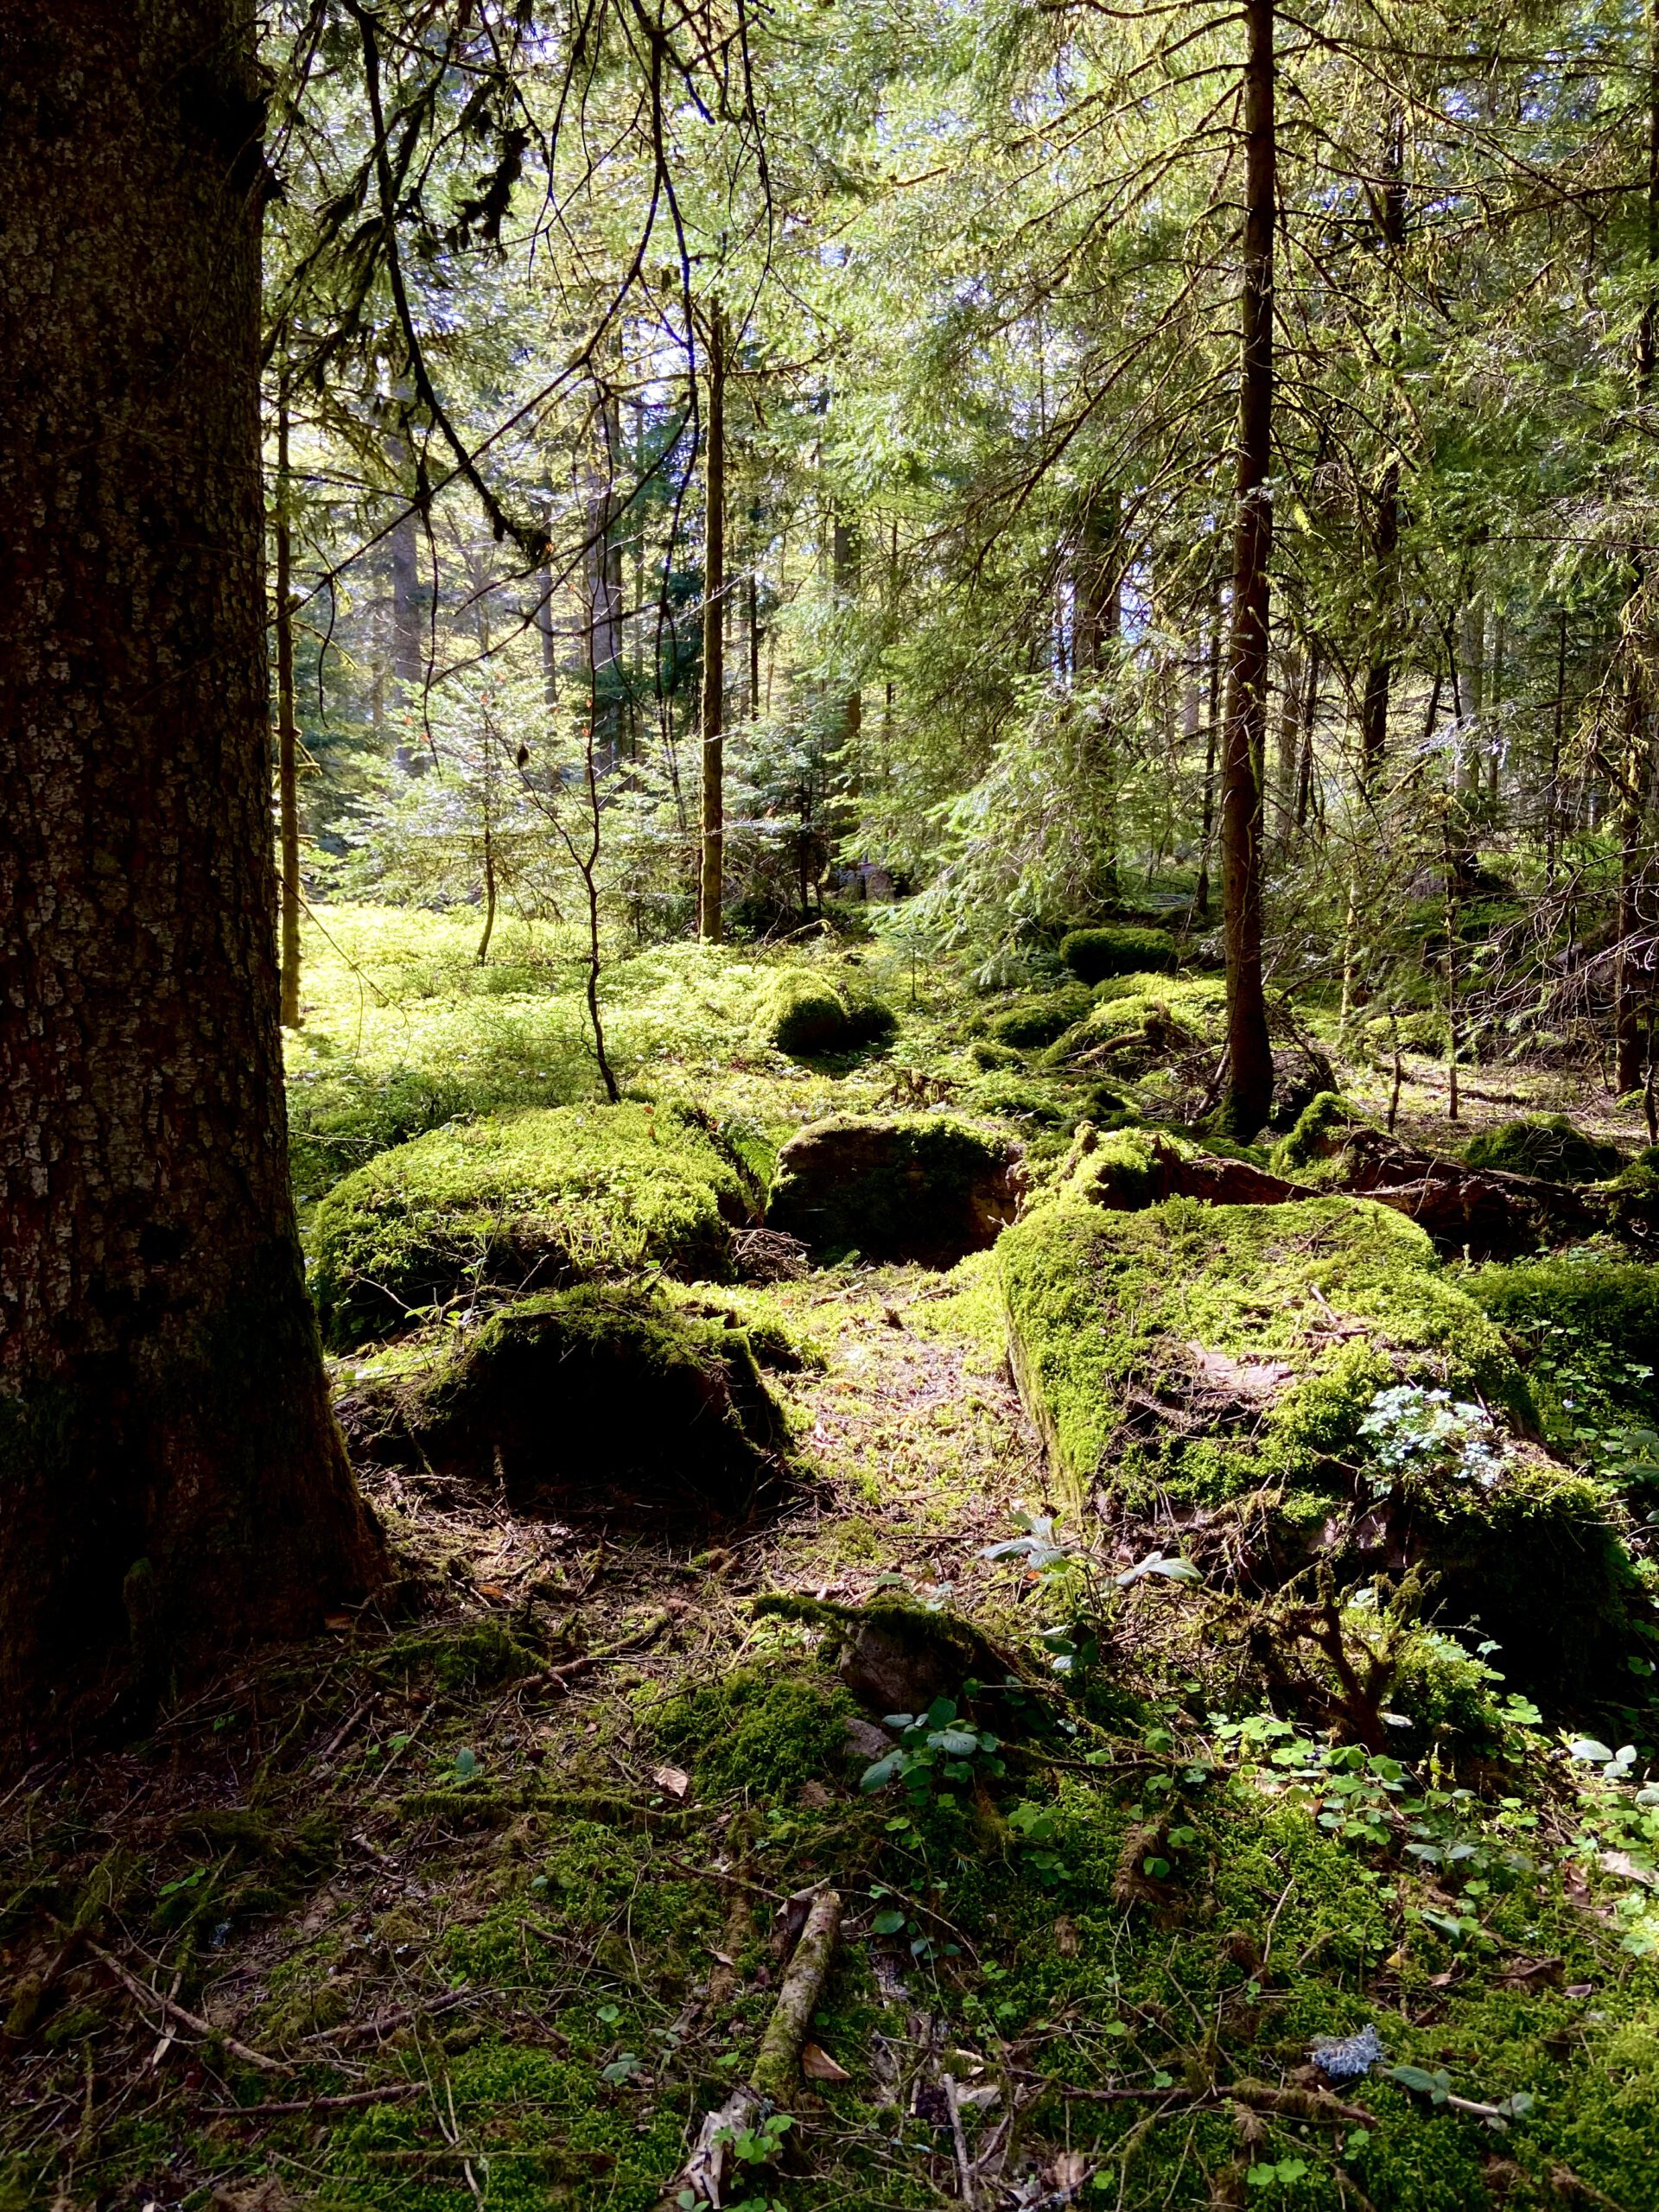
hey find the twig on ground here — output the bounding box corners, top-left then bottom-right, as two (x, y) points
(944, 2071), (977, 2207)
(204, 2082), (420, 2117)
(86, 1942), (289, 2075)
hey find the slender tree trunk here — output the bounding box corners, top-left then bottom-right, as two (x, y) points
(1359, 116), (1405, 788)
(699, 306), (727, 942)
(1196, 590), (1223, 917)
(1218, 0), (1278, 1135)
(1295, 640), (1320, 830)
(1616, 0), (1659, 1092)
(0, 0), (383, 1727)
(275, 378), (302, 1030)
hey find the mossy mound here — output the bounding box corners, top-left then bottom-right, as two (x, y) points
(766, 1113), (1024, 1264)
(1463, 1113), (1621, 1184)
(311, 1102), (754, 1347)
(1268, 1090), (1376, 1178)
(759, 969), (897, 1058)
(342, 1286), (786, 1523)
(1041, 973), (1225, 1072)
(649, 1667), (856, 1798)
(1059, 925), (1178, 983)
(998, 1191), (1637, 1698)
(985, 983), (1093, 1049)
(288, 1061), (484, 1198)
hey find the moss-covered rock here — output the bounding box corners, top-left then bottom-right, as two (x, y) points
(311, 1102), (753, 1346)
(1041, 974), (1225, 1072)
(986, 984), (1093, 1049)
(766, 1113), (1024, 1264)
(1463, 1113), (1621, 1184)
(759, 969), (897, 1058)
(1059, 925), (1178, 983)
(341, 1286), (786, 1522)
(1268, 1090), (1376, 1177)
(998, 1190), (1637, 1698)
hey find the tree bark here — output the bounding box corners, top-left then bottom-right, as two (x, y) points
(1218, 0), (1278, 1135)
(699, 306), (727, 942)
(275, 378), (302, 1030)
(0, 0), (384, 1727)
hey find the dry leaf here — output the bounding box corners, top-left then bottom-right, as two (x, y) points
(802, 2044), (852, 2082)
(475, 1582), (508, 1600)
(798, 1780), (832, 1809)
(1054, 1914), (1079, 1956)
(323, 1614), (353, 1633)
(652, 1764), (691, 1799)
(1049, 2151), (1089, 2190)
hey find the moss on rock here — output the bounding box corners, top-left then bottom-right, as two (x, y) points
(344, 1285), (786, 1522)
(311, 1102), (753, 1346)
(1059, 925), (1178, 983)
(986, 984), (1093, 1049)
(759, 969), (897, 1058)
(1463, 1113), (1621, 1183)
(766, 1113), (1024, 1264)
(997, 1190), (1639, 1698)
(1041, 973), (1225, 1072)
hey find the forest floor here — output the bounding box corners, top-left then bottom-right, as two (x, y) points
(3, 907), (1658, 2212)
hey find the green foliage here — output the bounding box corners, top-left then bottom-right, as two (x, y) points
(1059, 925), (1178, 984)
(1467, 1256), (1659, 1495)
(309, 1101), (751, 1345)
(1463, 1115), (1621, 1184)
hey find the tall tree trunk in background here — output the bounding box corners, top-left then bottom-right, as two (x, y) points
(275, 377), (302, 1030)
(1218, 0), (1277, 1135)
(1195, 588), (1222, 918)
(1274, 642), (1301, 848)
(386, 448), (426, 773)
(699, 306), (727, 942)
(0, 0), (384, 1729)
(1359, 114), (1405, 788)
(1617, 0), (1659, 1095)
(1076, 489), (1122, 899)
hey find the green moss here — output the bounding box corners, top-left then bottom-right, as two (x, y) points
(650, 1665), (855, 1798)
(968, 1037), (1022, 1071)
(1464, 1114), (1621, 1184)
(1041, 973), (1226, 1071)
(999, 1191), (1524, 1512)
(986, 984), (1093, 1048)
(289, 1061), (510, 1200)
(368, 1286), (786, 1520)
(759, 969), (897, 1057)
(1268, 1090), (1375, 1176)
(1059, 925), (1178, 983)
(310, 1102), (752, 1346)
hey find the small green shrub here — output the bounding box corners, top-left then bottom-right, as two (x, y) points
(986, 984), (1093, 1049)
(310, 1102), (751, 1346)
(760, 970), (897, 1058)
(1059, 925), (1178, 984)
(1463, 1114), (1620, 1184)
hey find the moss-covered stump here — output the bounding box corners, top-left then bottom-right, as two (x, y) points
(758, 969), (897, 1058)
(766, 1113), (1024, 1264)
(311, 1102), (754, 1347)
(340, 1287), (787, 1523)
(998, 1191), (1639, 1700)
(1464, 1113), (1622, 1184)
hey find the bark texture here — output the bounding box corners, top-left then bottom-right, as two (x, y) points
(1218, 0), (1277, 1134)
(699, 306), (726, 941)
(0, 0), (384, 1726)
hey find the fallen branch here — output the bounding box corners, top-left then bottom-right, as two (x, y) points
(204, 2082), (420, 2118)
(668, 1888), (842, 2209)
(86, 1942), (289, 2075)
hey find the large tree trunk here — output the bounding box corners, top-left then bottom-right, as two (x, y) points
(275, 378), (303, 1031)
(0, 0), (384, 1728)
(1218, 0), (1277, 1135)
(699, 306), (727, 942)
